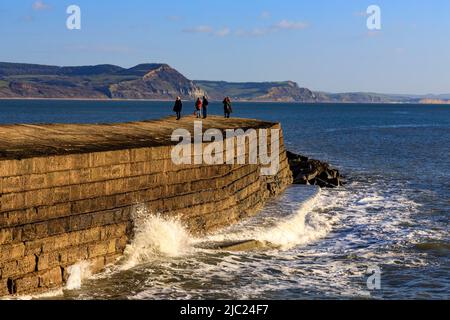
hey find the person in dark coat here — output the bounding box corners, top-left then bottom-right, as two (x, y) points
(173, 96), (182, 120)
(202, 96), (209, 119)
(223, 96), (232, 118)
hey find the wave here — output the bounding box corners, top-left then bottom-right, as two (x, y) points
(117, 186), (331, 272)
(120, 205), (193, 270)
(254, 190), (331, 250)
(203, 186), (333, 251)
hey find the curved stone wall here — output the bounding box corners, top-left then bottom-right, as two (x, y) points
(0, 117), (292, 296)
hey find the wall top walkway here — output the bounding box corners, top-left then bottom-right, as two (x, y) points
(0, 116), (277, 160)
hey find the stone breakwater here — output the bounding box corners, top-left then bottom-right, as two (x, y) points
(0, 116), (292, 296)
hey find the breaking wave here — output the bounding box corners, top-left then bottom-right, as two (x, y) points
(204, 186), (333, 250)
(120, 206), (193, 270)
(118, 186), (330, 272)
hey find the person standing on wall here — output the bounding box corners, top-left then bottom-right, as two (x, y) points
(223, 96), (232, 118)
(195, 97), (202, 118)
(173, 96), (183, 120)
(202, 95), (209, 119)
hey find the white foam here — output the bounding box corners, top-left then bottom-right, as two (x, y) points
(65, 261), (92, 290)
(204, 187), (333, 251)
(120, 205), (193, 270)
(255, 190), (332, 250)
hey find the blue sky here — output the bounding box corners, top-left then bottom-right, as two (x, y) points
(0, 0), (449, 94)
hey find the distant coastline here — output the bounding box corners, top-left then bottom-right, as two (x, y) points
(0, 97), (448, 105)
(419, 99), (450, 105)
(1, 61), (448, 104)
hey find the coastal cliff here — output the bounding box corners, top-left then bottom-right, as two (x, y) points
(0, 62), (205, 100)
(1, 62), (448, 103)
(0, 116), (292, 296)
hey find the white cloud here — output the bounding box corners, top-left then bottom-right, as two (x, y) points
(272, 20), (308, 30)
(215, 28), (231, 37)
(183, 25), (213, 34)
(32, 1), (50, 11)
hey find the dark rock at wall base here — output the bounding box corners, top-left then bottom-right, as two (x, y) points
(286, 151), (345, 188)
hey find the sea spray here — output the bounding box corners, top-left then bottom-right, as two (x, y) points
(256, 189), (332, 250)
(66, 261), (92, 290)
(120, 205), (193, 270)
(204, 186), (333, 251)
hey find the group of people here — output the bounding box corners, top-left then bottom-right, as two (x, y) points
(172, 96), (233, 120)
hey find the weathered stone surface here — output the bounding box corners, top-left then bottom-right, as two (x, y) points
(8, 266), (63, 295)
(0, 278), (9, 296)
(0, 243), (25, 263)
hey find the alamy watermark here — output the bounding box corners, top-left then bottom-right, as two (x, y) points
(170, 121), (280, 176)
(367, 5), (381, 30)
(366, 265), (381, 290)
(64, 4), (379, 32)
(66, 5), (81, 30)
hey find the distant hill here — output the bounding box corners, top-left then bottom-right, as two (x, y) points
(194, 81), (447, 104)
(0, 62), (204, 100)
(0, 62), (447, 103)
(194, 80), (318, 102)
(313, 92), (450, 104)
(418, 98), (450, 104)
(313, 91), (417, 103)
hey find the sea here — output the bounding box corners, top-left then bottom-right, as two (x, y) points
(0, 99), (448, 300)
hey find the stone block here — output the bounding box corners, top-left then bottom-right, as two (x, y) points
(38, 266), (63, 289)
(47, 171), (70, 187)
(0, 228), (13, 245)
(69, 214), (94, 231)
(14, 273), (39, 294)
(130, 148), (149, 163)
(0, 255), (36, 278)
(87, 241), (110, 258)
(99, 223), (128, 241)
(0, 279), (9, 296)
(1, 193), (25, 212)
(47, 217), (70, 236)
(70, 168), (92, 184)
(2, 176), (24, 193)
(0, 159), (32, 178)
(0, 243), (25, 263)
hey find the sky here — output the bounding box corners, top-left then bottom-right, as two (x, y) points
(0, 0), (449, 94)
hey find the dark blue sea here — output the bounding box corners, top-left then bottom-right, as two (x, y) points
(1, 99), (449, 300)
